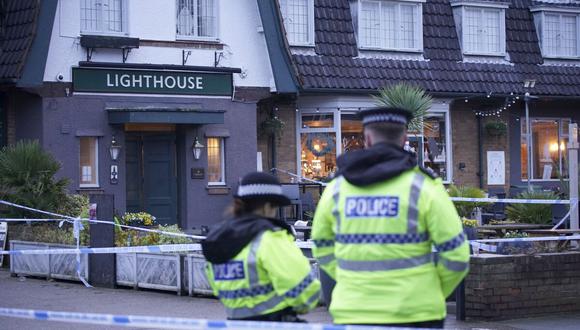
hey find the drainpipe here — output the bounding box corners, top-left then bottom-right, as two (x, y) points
(477, 115), (484, 189)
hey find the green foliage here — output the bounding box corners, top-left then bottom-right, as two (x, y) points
(485, 121), (507, 136)
(157, 224), (192, 244)
(447, 185), (488, 218)
(462, 219), (478, 228)
(259, 117), (286, 139)
(120, 212), (157, 226)
(0, 141), (69, 218)
(58, 194), (90, 218)
(503, 230), (529, 238)
(372, 83), (433, 132)
(9, 221), (90, 246)
(505, 191), (557, 224)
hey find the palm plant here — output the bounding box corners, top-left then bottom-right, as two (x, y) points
(505, 191), (557, 225)
(372, 83), (433, 132)
(447, 185), (488, 218)
(0, 141), (69, 218)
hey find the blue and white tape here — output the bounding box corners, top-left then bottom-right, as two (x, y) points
(450, 197), (571, 204)
(0, 307), (399, 330)
(0, 243), (202, 256)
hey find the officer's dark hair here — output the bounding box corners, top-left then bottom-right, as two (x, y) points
(365, 121), (406, 142)
(226, 198), (267, 217)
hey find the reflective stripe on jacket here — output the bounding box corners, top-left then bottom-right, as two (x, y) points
(206, 229), (321, 319)
(312, 167), (469, 325)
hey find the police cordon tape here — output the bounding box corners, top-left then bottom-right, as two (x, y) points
(0, 307), (403, 330)
(449, 197), (572, 204)
(0, 243), (202, 255)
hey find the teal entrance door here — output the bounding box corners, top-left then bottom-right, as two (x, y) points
(126, 133), (178, 225)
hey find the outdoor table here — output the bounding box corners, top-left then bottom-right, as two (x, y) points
(476, 224), (552, 237)
(523, 229), (580, 237)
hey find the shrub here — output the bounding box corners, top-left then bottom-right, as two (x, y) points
(505, 191), (557, 224)
(58, 194), (90, 218)
(0, 141), (69, 218)
(372, 83), (433, 132)
(158, 224), (192, 244)
(447, 185), (488, 218)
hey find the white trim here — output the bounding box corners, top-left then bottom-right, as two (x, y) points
(80, 0), (129, 36)
(280, 0), (315, 47)
(79, 137), (100, 188)
(531, 6), (580, 14)
(451, 1), (509, 9)
(72, 92), (232, 99)
(237, 184), (283, 196)
(175, 0), (220, 41)
(207, 137), (226, 186)
(459, 5), (506, 57)
(536, 11), (580, 58)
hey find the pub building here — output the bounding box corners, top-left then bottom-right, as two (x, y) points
(258, 0), (580, 194)
(0, 1), (273, 230)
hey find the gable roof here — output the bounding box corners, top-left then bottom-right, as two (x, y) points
(279, 0), (580, 97)
(0, 0), (40, 84)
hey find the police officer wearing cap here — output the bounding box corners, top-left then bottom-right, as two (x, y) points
(202, 172), (321, 322)
(312, 107), (469, 328)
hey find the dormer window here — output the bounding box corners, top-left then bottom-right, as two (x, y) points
(351, 0), (424, 52)
(452, 1), (508, 57)
(279, 0), (315, 46)
(532, 8), (580, 59)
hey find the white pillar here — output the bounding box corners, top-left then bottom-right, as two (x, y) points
(568, 123), (579, 230)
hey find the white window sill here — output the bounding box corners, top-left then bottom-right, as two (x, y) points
(176, 36), (220, 43)
(79, 185), (100, 189)
(463, 51), (506, 57)
(207, 182), (227, 186)
(289, 43), (315, 48)
(80, 31), (129, 37)
(542, 55), (580, 60)
(359, 46), (423, 53)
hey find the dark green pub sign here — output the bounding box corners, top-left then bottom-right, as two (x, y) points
(72, 67), (232, 96)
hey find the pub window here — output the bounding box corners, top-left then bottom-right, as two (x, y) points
(207, 137), (225, 185)
(279, 0), (315, 46)
(521, 118), (571, 181)
(81, 0), (126, 35)
(176, 0), (219, 40)
(300, 112), (337, 181)
(79, 137), (99, 187)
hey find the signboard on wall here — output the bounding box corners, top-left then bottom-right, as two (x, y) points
(72, 67), (233, 96)
(487, 151), (505, 185)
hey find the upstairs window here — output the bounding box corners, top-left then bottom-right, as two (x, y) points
(279, 0), (315, 46)
(353, 0), (424, 52)
(533, 10), (580, 58)
(452, 3), (507, 56)
(81, 0), (126, 35)
(176, 0), (219, 40)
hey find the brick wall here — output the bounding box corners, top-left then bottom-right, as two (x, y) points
(466, 252), (580, 320)
(451, 101), (511, 190)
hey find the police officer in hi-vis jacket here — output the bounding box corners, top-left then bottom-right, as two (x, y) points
(312, 106), (469, 328)
(202, 172), (321, 322)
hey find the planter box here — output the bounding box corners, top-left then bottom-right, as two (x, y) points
(9, 240), (89, 282)
(116, 252), (186, 295)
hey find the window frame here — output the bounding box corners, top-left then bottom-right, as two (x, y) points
(356, 0), (424, 52)
(295, 107), (453, 183)
(520, 117), (571, 182)
(79, 137), (100, 188)
(459, 5), (506, 56)
(279, 0), (315, 47)
(175, 0), (220, 42)
(80, 0), (129, 36)
(533, 9), (580, 59)
(207, 137), (226, 186)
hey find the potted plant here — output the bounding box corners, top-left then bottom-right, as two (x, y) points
(497, 231), (533, 255)
(448, 185), (489, 225)
(259, 117), (286, 139)
(485, 121), (507, 137)
(462, 218), (478, 240)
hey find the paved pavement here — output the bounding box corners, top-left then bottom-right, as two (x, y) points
(1, 270), (579, 329)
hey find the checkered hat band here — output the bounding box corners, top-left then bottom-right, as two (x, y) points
(362, 114), (407, 125)
(237, 184), (283, 197)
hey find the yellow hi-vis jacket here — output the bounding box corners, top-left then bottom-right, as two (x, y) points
(206, 229), (321, 319)
(312, 167), (469, 325)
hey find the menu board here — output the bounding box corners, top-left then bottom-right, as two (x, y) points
(0, 222), (6, 267)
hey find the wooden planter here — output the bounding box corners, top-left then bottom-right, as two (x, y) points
(9, 240), (89, 282)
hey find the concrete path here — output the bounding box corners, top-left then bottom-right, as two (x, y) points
(0, 270), (578, 329)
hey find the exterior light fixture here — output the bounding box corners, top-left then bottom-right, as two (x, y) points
(192, 137), (204, 160)
(109, 136), (122, 161)
(523, 79), (536, 88)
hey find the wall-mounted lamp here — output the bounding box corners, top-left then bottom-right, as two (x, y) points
(523, 79), (536, 88)
(109, 136), (122, 161)
(192, 137), (204, 160)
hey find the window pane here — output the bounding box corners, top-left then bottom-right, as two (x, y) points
(561, 15), (577, 56)
(281, 0), (310, 44)
(531, 120), (559, 180)
(80, 137), (98, 186)
(177, 0), (195, 36)
(340, 113), (364, 153)
(361, 1), (381, 48)
(300, 133), (336, 180)
(198, 0), (217, 37)
(545, 14), (560, 55)
(423, 114), (448, 181)
(104, 0), (123, 32)
(521, 118), (529, 180)
(464, 8), (480, 52)
(81, 0), (100, 32)
(81, 0), (124, 33)
(483, 9), (500, 53)
(301, 113), (334, 129)
(400, 4), (416, 49)
(207, 137), (224, 183)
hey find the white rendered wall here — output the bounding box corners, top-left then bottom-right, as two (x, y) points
(44, 0), (273, 88)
